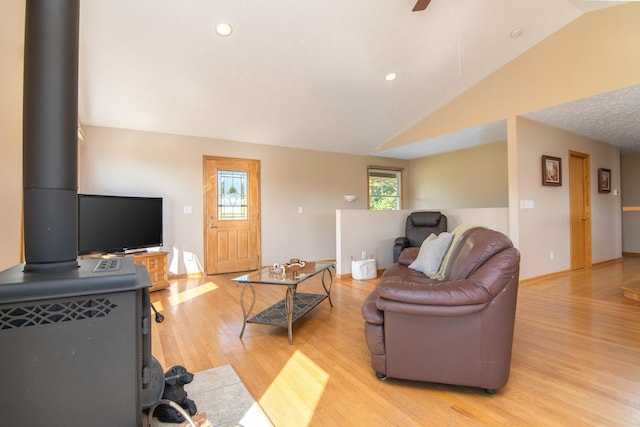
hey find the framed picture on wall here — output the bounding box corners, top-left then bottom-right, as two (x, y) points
(598, 168), (611, 193)
(542, 155), (562, 186)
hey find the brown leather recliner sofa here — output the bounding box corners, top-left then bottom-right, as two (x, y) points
(362, 226), (520, 394)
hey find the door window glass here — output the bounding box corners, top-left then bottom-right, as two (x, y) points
(218, 170), (248, 220)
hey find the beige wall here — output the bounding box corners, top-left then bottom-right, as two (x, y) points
(0, 1), (634, 281)
(401, 117), (621, 281)
(514, 117), (621, 279)
(378, 4), (635, 280)
(80, 126), (511, 277)
(79, 126), (408, 275)
(0, 0), (24, 271)
(621, 153), (640, 253)
(407, 141), (508, 209)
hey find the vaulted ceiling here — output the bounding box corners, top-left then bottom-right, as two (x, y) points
(78, 0), (636, 158)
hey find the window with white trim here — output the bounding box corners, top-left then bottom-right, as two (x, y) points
(368, 167), (402, 210)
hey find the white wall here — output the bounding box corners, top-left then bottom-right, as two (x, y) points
(336, 208), (509, 275)
(336, 209), (408, 275)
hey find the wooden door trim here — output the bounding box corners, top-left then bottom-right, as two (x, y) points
(569, 150), (592, 269)
(202, 155), (261, 275)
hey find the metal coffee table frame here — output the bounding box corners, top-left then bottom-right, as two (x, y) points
(232, 262), (335, 344)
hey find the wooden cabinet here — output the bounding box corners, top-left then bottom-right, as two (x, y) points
(133, 252), (169, 292)
(84, 251), (170, 292)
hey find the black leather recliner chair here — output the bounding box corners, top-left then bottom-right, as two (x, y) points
(393, 211), (447, 263)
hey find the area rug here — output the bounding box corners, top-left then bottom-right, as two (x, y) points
(151, 365), (273, 427)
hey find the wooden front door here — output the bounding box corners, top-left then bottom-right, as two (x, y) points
(569, 151), (591, 270)
(203, 156), (261, 274)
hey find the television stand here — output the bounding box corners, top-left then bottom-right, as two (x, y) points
(121, 248), (149, 255)
(84, 251), (169, 292)
(131, 252), (169, 292)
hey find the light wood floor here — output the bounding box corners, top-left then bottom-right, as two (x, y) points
(150, 258), (640, 426)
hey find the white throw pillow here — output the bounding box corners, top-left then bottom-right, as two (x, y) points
(408, 232), (454, 276)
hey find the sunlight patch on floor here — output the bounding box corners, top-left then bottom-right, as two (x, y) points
(258, 350), (329, 427)
(168, 281), (219, 306)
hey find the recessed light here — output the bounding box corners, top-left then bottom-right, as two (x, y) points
(216, 22), (233, 37)
(385, 72), (397, 82)
(510, 27), (523, 39)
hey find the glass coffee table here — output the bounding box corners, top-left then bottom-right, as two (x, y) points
(232, 262), (335, 344)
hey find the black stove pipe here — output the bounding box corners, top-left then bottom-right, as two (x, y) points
(22, 0), (80, 273)
(0, 2), (159, 424)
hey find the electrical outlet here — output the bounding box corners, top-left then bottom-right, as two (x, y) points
(361, 251), (367, 260)
(549, 251), (554, 260)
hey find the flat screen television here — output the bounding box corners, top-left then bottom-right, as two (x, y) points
(78, 194), (163, 255)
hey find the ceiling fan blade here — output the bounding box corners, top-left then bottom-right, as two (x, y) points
(413, 0), (432, 12)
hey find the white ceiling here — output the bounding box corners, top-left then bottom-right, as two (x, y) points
(78, 0), (636, 159)
(522, 84), (640, 152)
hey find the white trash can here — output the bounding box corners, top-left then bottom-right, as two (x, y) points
(351, 258), (377, 280)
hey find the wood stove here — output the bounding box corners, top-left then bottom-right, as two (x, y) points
(0, 1), (156, 425)
(0, 259), (153, 426)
